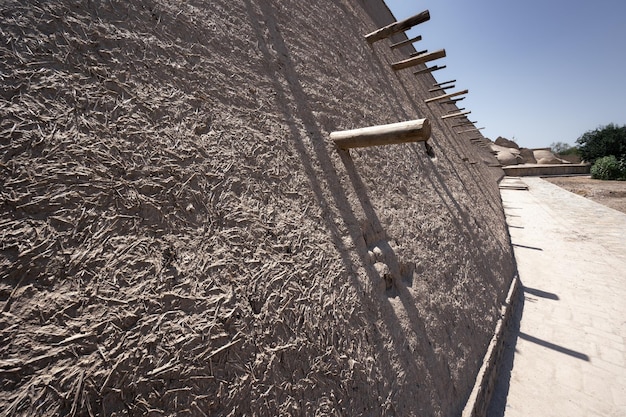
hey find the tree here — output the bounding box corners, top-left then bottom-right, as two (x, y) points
(550, 141), (569, 154)
(550, 141), (573, 154)
(575, 124), (626, 163)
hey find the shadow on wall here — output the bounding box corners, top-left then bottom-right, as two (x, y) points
(407, 142), (511, 306)
(487, 286), (523, 417)
(338, 147), (439, 292)
(243, 0), (450, 413)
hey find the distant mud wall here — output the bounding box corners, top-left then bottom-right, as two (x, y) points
(0, 1), (515, 416)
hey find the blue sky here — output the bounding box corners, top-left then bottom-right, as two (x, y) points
(385, 0), (626, 149)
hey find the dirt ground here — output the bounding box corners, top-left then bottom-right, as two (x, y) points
(544, 176), (626, 214)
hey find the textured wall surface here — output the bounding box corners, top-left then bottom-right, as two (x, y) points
(0, 1), (515, 416)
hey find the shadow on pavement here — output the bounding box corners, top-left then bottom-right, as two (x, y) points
(523, 286), (559, 300)
(487, 283), (590, 416)
(518, 333), (589, 361)
(512, 243), (543, 251)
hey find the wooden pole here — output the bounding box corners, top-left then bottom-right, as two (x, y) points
(392, 49), (446, 71)
(438, 97), (466, 105)
(414, 65), (446, 75)
(331, 119), (431, 149)
(450, 107), (465, 112)
(451, 121), (474, 128)
(424, 89), (468, 103)
(441, 111), (471, 120)
(433, 79), (456, 88)
(365, 10), (431, 44)
(390, 35), (422, 49)
(409, 49), (429, 57)
(457, 127), (485, 133)
(428, 85), (455, 92)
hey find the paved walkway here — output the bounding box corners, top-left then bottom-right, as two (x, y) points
(490, 177), (626, 417)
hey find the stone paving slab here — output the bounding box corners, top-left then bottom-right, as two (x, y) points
(490, 177), (626, 417)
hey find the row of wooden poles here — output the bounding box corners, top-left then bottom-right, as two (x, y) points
(331, 10), (484, 150)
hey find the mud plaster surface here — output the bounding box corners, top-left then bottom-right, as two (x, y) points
(0, 1), (515, 416)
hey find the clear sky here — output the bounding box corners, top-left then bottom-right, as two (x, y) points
(385, 0), (626, 149)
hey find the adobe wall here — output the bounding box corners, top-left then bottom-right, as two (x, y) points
(0, 0), (516, 415)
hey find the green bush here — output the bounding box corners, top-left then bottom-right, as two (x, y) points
(620, 157), (626, 176)
(590, 155), (626, 180)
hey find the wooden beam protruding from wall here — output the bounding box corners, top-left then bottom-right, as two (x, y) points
(410, 49), (429, 58)
(390, 35), (423, 49)
(424, 89), (468, 103)
(451, 121), (474, 128)
(331, 119), (431, 149)
(365, 10), (431, 44)
(433, 79), (456, 88)
(457, 127), (485, 134)
(441, 111), (471, 120)
(392, 49), (446, 71)
(449, 107), (465, 112)
(428, 85), (455, 93)
(438, 97), (466, 105)
(414, 65), (446, 75)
